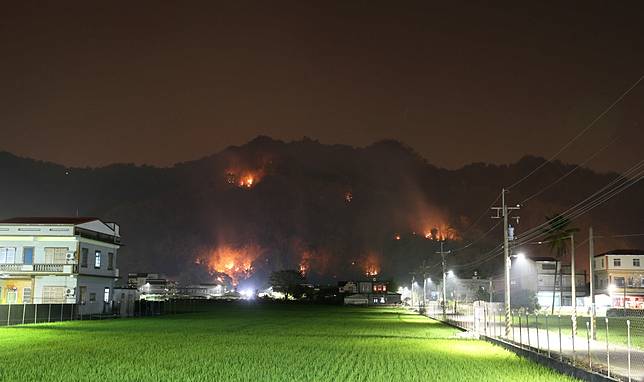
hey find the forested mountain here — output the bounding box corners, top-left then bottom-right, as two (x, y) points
(1, 136), (641, 286)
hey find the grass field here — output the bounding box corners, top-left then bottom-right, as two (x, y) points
(0, 303), (575, 381)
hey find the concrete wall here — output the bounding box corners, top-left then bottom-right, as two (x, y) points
(76, 275), (115, 315)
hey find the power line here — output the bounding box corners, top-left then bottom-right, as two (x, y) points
(506, 73), (644, 191)
(519, 135), (620, 205)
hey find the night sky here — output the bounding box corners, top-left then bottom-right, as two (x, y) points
(1, 1), (643, 172)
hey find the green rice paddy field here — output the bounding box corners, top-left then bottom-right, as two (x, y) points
(0, 303), (575, 381)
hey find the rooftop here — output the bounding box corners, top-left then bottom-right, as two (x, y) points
(595, 249), (644, 257)
(0, 216), (99, 225)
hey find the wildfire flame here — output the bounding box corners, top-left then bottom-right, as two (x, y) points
(363, 252), (381, 277)
(226, 169), (264, 189)
(205, 244), (262, 286)
(422, 223), (459, 241)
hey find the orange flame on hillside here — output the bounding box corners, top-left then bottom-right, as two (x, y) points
(363, 252), (381, 277)
(226, 169), (265, 189)
(422, 222), (459, 241)
(205, 244), (263, 286)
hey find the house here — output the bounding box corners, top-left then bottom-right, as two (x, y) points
(509, 256), (587, 309)
(128, 272), (172, 301)
(593, 249), (644, 310)
(339, 279), (400, 305)
(176, 283), (227, 299)
(0, 217), (121, 315)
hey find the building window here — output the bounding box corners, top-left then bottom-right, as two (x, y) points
(79, 286), (87, 305)
(103, 287), (110, 303)
(44, 247), (67, 264)
(81, 248), (88, 268)
(42, 286), (64, 303)
(107, 252), (114, 270)
(634, 258), (641, 267)
(94, 251), (101, 268)
(615, 277), (625, 287)
(0, 247), (18, 264)
(541, 263), (556, 270)
(89, 293), (96, 302)
(613, 258), (621, 267)
(23, 287), (32, 303)
(22, 247), (34, 265)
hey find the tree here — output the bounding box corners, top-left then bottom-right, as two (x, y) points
(511, 289), (539, 313)
(269, 270), (307, 299)
(542, 214), (578, 314)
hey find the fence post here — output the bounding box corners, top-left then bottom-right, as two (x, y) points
(605, 317), (610, 378)
(558, 315), (563, 362)
(22, 304), (26, 324)
(60, 304), (63, 322)
(586, 320), (591, 369)
(525, 313), (530, 348)
(71, 304), (74, 321)
(512, 311), (516, 342)
(545, 313), (550, 358)
(627, 319), (631, 382)
(34, 304), (37, 324)
(571, 316), (576, 365)
(48, 304), (51, 322)
(535, 314), (540, 353)
(7, 303), (11, 326)
(519, 314), (523, 347)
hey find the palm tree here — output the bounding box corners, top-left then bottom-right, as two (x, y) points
(542, 214), (578, 314)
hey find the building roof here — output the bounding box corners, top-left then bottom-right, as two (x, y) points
(0, 217), (99, 224)
(595, 249), (644, 257)
(529, 256), (557, 262)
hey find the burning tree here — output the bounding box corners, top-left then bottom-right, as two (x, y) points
(204, 244), (263, 286)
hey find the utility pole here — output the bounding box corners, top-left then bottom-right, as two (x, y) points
(571, 233), (577, 337)
(436, 241), (451, 319)
(492, 188), (520, 338)
(589, 227), (596, 339)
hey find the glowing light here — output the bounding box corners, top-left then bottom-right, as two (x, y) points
(240, 289), (255, 299)
(447, 270), (454, 277)
(515, 252), (526, 261)
(225, 168), (265, 189)
(363, 252), (381, 277)
(394, 234), (401, 241)
(205, 244), (263, 286)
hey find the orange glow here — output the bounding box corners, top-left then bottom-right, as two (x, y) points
(226, 168), (265, 189)
(363, 252), (381, 277)
(344, 191), (353, 202)
(299, 251), (311, 276)
(205, 244), (262, 286)
(394, 234), (401, 240)
(421, 223), (459, 241)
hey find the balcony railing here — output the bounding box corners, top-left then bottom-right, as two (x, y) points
(33, 264), (64, 272)
(0, 264), (77, 274)
(0, 264), (22, 272)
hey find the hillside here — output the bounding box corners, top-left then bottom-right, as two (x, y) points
(0, 136), (641, 286)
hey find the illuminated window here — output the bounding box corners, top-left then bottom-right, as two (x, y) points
(103, 287), (110, 303)
(81, 248), (88, 268)
(613, 258), (621, 267)
(94, 251), (101, 268)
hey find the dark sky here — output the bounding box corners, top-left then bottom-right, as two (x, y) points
(1, 1), (643, 172)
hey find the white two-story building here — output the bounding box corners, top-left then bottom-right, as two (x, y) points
(593, 249), (644, 310)
(0, 217), (121, 315)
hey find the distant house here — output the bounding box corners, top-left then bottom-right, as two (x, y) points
(176, 283), (227, 299)
(339, 279), (400, 305)
(496, 256), (587, 309)
(0, 217), (121, 315)
(128, 272), (172, 301)
(593, 249), (644, 310)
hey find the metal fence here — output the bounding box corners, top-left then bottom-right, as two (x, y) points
(0, 299), (211, 327)
(422, 301), (644, 381)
